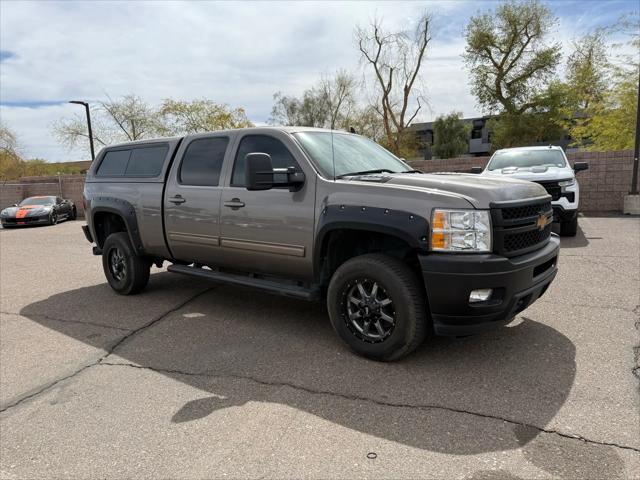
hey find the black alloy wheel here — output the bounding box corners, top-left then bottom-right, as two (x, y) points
(343, 278), (396, 343)
(108, 246), (127, 282)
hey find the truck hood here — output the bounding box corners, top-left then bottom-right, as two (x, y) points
(482, 166), (574, 182)
(379, 172), (548, 208)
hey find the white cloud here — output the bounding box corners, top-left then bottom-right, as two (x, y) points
(0, 0), (637, 161)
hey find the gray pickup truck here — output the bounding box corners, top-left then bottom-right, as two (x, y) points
(82, 127), (559, 360)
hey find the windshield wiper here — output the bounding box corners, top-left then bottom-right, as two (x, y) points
(336, 168), (397, 179)
(402, 169), (423, 174)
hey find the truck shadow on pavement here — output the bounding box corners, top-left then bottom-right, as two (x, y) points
(557, 223), (589, 249)
(20, 272), (584, 459)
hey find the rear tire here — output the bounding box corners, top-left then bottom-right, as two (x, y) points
(102, 232), (151, 295)
(560, 216), (578, 236)
(327, 253), (428, 361)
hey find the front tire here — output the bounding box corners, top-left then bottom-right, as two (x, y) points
(327, 253), (428, 361)
(560, 216), (578, 236)
(48, 211), (58, 225)
(102, 232), (151, 295)
(70, 207), (77, 221)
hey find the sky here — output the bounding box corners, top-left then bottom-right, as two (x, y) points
(0, 0), (638, 162)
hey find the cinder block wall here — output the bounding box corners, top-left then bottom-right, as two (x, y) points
(0, 184), (25, 210)
(409, 150), (637, 213)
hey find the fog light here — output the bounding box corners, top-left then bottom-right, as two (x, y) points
(469, 288), (493, 303)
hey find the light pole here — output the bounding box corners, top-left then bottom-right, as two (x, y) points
(623, 73), (640, 214)
(69, 100), (95, 161)
(630, 73), (640, 195)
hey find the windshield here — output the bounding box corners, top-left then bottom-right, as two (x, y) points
(19, 196), (55, 206)
(293, 132), (411, 178)
(488, 149), (566, 171)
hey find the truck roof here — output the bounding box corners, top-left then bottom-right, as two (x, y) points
(494, 145), (564, 154)
(103, 126), (349, 149)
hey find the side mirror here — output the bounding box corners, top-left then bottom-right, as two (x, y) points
(244, 152), (306, 192)
(470, 166), (484, 174)
(573, 162), (589, 172)
(245, 153), (274, 191)
(13, 203), (18, 207)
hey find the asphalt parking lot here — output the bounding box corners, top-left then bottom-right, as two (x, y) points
(0, 217), (638, 479)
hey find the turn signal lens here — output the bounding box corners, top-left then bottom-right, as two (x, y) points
(431, 231), (445, 249)
(430, 209), (492, 253)
(432, 211), (446, 230)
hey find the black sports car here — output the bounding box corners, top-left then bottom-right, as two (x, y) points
(0, 195), (77, 227)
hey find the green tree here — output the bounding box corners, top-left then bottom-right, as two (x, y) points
(270, 89), (330, 127)
(570, 73), (638, 151)
(21, 159), (84, 177)
(490, 81), (568, 149)
(432, 112), (469, 158)
(565, 32), (610, 110)
(0, 123), (24, 182)
(347, 106), (386, 143)
(568, 14), (639, 150)
(463, 0), (562, 116)
(269, 71), (357, 130)
(158, 99), (253, 135)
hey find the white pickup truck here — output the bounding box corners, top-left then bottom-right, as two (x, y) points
(473, 146), (588, 236)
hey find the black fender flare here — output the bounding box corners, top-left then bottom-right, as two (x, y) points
(90, 197), (145, 254)
(313, 204), (430, 281)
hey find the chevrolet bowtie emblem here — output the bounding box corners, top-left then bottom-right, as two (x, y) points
(537, 213), (549, 231)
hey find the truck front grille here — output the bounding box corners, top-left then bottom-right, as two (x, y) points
(491, 199), (553, 257)
(503, 225), (552, 253)
(501, 202), (552, 220)
(535, 181), (562, 201)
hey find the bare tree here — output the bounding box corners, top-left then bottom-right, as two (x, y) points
(319, 70), (357, 129)
(53, 108), (112, 152)
(356, 13), (432, 154)
(54, 94), (160, 154)
(270, 71), (356, 130)
(100, 94), (162, 141)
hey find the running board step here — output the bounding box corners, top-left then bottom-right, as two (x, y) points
(167, 264), (319, 301)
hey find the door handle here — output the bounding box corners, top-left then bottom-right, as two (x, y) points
(169, 195), (186, 204)
(224, 198), (245, 209)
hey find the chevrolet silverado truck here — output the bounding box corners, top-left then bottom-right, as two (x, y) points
(472, 146), (588, 236)
(82, 127), (559, 360)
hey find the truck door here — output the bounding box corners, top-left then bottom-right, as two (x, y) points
(164, 134), (232, 265)
(218, 131), (316, 280)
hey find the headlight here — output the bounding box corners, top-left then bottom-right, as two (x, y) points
(431, 209), (492, 252)
(558, 178), (575, 190)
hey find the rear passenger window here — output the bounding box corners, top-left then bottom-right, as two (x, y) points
(97, 144), (168, 177)
(179, 137), (229, 186)
(125, 146), (168, 176)
(231, 135), (299, 187)
(97, 150), (130, 176)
